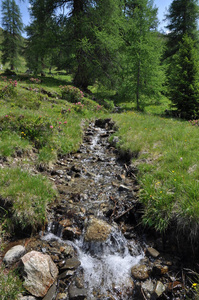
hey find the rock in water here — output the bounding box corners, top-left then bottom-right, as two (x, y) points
(131, 264), (149, 280)
(21, 251), (58, 297)
(84, 217), (112, 242)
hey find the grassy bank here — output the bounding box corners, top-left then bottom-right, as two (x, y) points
(0, 73), (105, 237)
(111, 111), (199, 239)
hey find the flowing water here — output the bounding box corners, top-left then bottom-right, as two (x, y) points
(38, 119), (189, 300)
(41, 119), (146, 299)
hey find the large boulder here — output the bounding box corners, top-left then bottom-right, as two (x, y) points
(3, 245), (26, 265)
(84, 217), (112, 242)
(21, 251), (58, 298)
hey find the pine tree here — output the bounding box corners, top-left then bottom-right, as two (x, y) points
(168, 34), (199, 119)
(165, 0), (199, 118)
(1, 0), (23, 70)
(25, 0), (56, 74)
(165, 0), (199, 58)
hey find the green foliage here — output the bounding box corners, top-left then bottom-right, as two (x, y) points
(0, 76), (18, 98)
(168, 34), (199, 119)
(0, 266), (24, 300)
(165, 0), (199, 58)
(1, 0), (23, 70)
(0, 114), (53, 148)
(103, 99), (115, 111)
(0, 131), (30, 157)
(25, 0), (56, 74)
(118, 0), (165, 110)
(0, 167), (57, 231)
(60, 85), (84, 103)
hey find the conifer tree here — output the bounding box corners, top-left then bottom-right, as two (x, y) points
(119, 0), (164, 110)
(165, 0), (199, 118)
(25, 0), (56, 74)
(168, 35), (199, 119)
(165, 0), (199, 58)
(1, 0), (23, 70)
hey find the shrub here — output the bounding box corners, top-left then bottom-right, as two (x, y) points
(60, 85), (84, 103)
(0, 77), (18, 98)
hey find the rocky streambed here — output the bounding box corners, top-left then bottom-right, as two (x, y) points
(1, 119), (195, 299)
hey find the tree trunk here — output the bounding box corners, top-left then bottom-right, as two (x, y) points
(136, 59), (141, 110)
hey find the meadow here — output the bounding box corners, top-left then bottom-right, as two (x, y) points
(0, 70), (198, 243)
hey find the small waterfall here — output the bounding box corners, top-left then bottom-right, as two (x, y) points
(42, 223), (144, 300)
(75, 231), (144, 300)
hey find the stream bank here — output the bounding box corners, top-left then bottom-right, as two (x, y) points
(1, 118), (197, 299)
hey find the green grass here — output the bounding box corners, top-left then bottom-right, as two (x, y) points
(111, 111), (199, 238)
(0, 72), (106, 235)
(0, 266), (24, 300)
(0, 167), (57, 231)
(1, 69), (199, 244)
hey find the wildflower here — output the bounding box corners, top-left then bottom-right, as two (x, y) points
(172, 170), (175, 173)
(68, 109), (71, 112)
(5, 115), (9, 117)
(59, 122), (62, 124)
(64, 121), (67, 124)
(50, 125), (53, 129)
(192, 283), (198, 288)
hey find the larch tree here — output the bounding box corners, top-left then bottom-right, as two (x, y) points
(1, 0), (23, 70)
(25, 0), (57, 74)
(119, 0), (164, 110)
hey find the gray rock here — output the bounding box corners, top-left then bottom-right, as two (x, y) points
(146, 247), (160, 258)
(42, 281), (57, 300)
(21, 251), (58, 298)
(3, 245), (26, 265)
(68, 284), (87, 300)
(154, 281), (166, 297)
(141, 280), (155, 299)
(61, 258), (81, 270)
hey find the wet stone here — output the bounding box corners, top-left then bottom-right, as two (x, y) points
(61, 258), (81, 270)
(154, 281), (166, 297)
(131, 264), (150, 280)
(68, 283), (87, 300)
(56, 293), (68, 300)
(62, 227), (81, 240)
(59, 269), (76, 280)
(146, 247), (160, 258)
(84, 217), (112, 242)
(141, 280), (155, 299)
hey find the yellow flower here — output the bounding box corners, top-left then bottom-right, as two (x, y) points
(192, 283), (198, 287)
